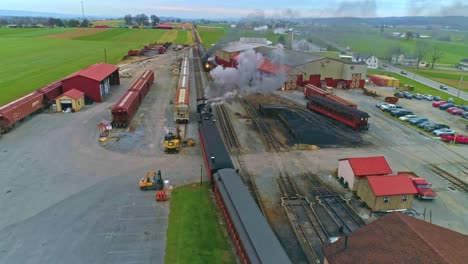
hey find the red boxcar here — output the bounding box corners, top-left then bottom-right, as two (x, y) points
(128, 70), (154, 98)
(304, 84), (330, 98)
(128, 50), (141, 56)
(111, 91), (141, 128)
(325, 94), (357, 108)
(368, 74), (388, 86)
(0, 92), (44, 133)
(37, 81), (63, 104)
(140, 70), (155, 85)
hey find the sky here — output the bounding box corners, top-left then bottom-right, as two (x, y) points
(0, 0), (467, 19)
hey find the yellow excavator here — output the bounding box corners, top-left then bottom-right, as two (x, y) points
(139, 170), (164, 190)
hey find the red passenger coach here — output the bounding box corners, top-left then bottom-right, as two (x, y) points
(307, 95), (369, 131)
(111, 91), (141, 128)
(0, 92), (44, 133)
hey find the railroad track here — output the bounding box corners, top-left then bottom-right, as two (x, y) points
(240, 97), (287, 151)
(304, 172), (366, 234)
(430, 165), (468, 192)
(214, 104), (240, 152)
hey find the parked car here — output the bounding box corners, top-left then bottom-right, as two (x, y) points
(409, 118), (428, 125)
(449, 108), (464, 115)
(447, 98), (454, 103)
(460, 106), (468, 111)
(433, 128), (456, 136)
(376, 102), (388, 108)
(424, 124), (450, 132)
(433, 96), (441, 101)
(432, 101), (446, 107)
(403, 93), (413, 99)
(463, 112), (468, 119)
(422, 94), (433, 101)
(439, 103), (454, 110)
(401, 70), (407, 75)
(412, 93), (423, 100)
(410, 177), (437, 200)
(440, 85), (448, 90)
(381, 104), (397, 111)
(399, 114), (418, 121)
(394, 92), (404, 98)
(393, 110), (414, 117)
(441, 134), (468, 144)
(418, 121), (433, 128)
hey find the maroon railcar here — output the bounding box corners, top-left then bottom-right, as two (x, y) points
(37, 81), (63, 105)
(140, 70), (155, 85)
(304, 84), (330, 99)
(111, 91), (141, 128)
(0, 92), (44, 133)
(128, 70), (154, 98)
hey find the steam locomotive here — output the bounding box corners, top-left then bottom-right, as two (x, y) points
(197, 43), (216, 72)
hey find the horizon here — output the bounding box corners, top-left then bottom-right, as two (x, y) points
(0, 0), (467, 19)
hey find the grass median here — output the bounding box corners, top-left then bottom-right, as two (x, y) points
(165, 183), (235, 264)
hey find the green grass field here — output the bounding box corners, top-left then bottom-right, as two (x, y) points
(368, 69), (467, 105)
(0, 28), (193, 105)
(401, 67), (468, 92)
(307, 25), (468, 65)
(165, 183), (235, 264)
(198, 27), (225, 49)
(91, 20), (125, 26)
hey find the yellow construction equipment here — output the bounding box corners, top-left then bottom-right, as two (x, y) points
(164, 132), (180, 153)
(139, 170), (164, 190)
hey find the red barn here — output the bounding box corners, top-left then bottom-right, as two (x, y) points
(61, 63), (120, 103)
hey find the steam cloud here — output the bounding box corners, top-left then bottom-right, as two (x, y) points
(205, 48), (287, 104)
(335, 0), (377, 17)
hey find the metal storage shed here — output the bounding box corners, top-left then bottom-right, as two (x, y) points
(61, 63), (120, 103)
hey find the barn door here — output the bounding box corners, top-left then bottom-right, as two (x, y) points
(350, 73), (361, 88)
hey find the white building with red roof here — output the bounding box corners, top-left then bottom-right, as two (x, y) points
(338, 156), (392, 191)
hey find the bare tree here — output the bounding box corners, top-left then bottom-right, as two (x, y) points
(415, 41), (428, 69)
(429, 48), (443, 69)
(124, 14), (133, 25)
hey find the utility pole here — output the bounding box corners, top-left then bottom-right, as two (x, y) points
(104, 48), (107, 63)
(457, 75), (464, 98)
(81, 1), (85, 20)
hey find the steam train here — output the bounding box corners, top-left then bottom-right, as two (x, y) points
(197, 43), (216, 72)
(197, 100), (291, 264)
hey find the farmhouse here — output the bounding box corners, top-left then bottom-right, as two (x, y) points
(458, 58), (468, 71)
(352, 53), (379, 69)
(61, 63), (120, 103)
(55, 89), (85, 112)
(391, 54), (418, 66)
(357, 175), (417, 212)
(337, 156), (392, 191)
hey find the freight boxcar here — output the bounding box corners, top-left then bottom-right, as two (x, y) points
(111, 91), (141, 128)
(0, 92), (44, 133)
(307, 95), (369, 131)
(325, 94), (358, 108)
(140, 70), (155, 85)
(128, 70), (154, 98)
(304, 84), (330, 99)
(37, 81), (63, 105)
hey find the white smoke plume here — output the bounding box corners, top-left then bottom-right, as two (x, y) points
(205, 48), (287, 104)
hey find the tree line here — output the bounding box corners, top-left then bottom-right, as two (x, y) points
(0, 16), (90, 28)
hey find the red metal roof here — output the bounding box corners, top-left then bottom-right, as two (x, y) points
(259, 59), (293, 73)
(64, 63), (118, 82)
(60, 89), (84, 100)
(367, 175), (417, 196)
(340, 156), (392, 176)
(323, 212), (468, 264)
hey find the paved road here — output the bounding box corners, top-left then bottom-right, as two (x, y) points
(383, 64), (468, 100)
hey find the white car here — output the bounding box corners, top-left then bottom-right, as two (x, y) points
(433, 128), (455, 136)
(422, 94), (433, 101)
(376, 102), (388, 108)
(399, 115), (418, 121)
(380, 104), (396, 111)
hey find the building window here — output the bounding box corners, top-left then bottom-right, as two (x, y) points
(402, 194), (408, 201)
(384, 196), (390, 203)
(350, 66), (355, 70)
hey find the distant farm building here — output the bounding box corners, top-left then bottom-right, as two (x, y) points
(214, 43), (367, 90)
(55, 89), (85, 112)
(62, 63), (120, 103)
(322, 212), (468, 264)
(357, 175), (418, 212)
(338, 156), (392, 191)
(156, 24), (173, 30)
(352, 54), (379, 69)
(458, 58), (468, 71)
(391, 54), (418, 66)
